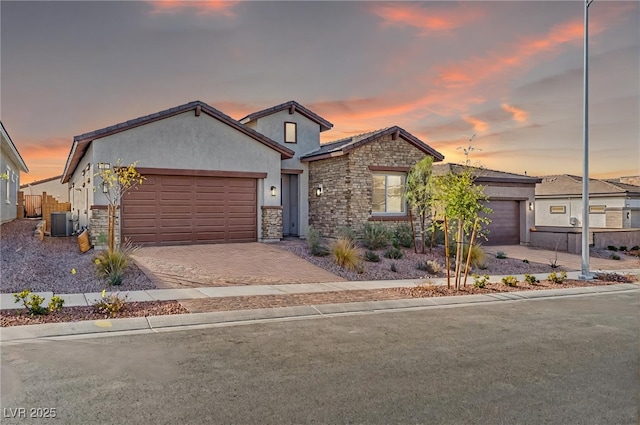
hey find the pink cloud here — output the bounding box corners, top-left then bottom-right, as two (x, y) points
(146, 1), (240, 16)
(501, 104), (528, 122)
(371, 3), (484, 35)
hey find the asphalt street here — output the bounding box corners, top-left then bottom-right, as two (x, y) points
(1, 291), (638, 425)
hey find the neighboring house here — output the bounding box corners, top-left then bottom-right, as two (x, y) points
(20, 175), (69, 202)
(432, 164), (541, 245)
(535, 175), (640, 229)
(1, 122), (29, 223)
(60, 100), (445, 247)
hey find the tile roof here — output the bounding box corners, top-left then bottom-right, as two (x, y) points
(239, 101), (333, 132)
(61, 101), (295, 183)
(20, 175), (63, 188)
(300, 126), (444, 162)
(536, 174), (640, 196)
(432, 163), (542, 184)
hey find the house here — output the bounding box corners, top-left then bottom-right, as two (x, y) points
(432, 164), (541, 245)
(535, 175), (640, 229)
(21, 175), (69, 202)
(1, 121), (29, 223)
(61, 100), (444, 247)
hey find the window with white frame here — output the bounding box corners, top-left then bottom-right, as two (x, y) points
(5, 166), (10, 203)
(550, 205), (566, 214)
(589, 205), (606, 214)
(372, 173), (406, 214)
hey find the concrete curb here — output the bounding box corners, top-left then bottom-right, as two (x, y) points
(1, 283), (637, 343)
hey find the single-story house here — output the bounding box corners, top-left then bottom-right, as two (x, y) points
(432, 163), (541, 245)
(535, 174), (640, 229)
(20, 175), (69, 202)
(61, 100), (445, 247)
(1, 121), (29, 223)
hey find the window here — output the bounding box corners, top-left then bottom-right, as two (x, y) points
(589, 205), (606, 214)
(5, 166), (10, 204)
(284, 122), (297, 144)
(372, 174), (405, 214)
(550, 205), (566, 214)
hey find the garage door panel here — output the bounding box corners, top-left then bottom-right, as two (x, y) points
(122, 174), (257, 245)
(482, 200), (520, 245)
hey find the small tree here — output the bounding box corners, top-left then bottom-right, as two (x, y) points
(95, 160), (144, 252)
(405, 156), (434, 254)
(431, 167), (491, 290)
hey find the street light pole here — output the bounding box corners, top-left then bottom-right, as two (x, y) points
(580, 0), (594, 280)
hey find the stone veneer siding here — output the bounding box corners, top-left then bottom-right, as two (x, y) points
(261, 206), (283, 241)
(89, 207), (120, 250)
(309, 134), (429, 239)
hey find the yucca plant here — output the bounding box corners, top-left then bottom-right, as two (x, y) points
(362, 222), (391, 249)
(94, 240), (138, 285)
(331, 237), (362, 271)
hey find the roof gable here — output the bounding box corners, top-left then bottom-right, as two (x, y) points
(239, 101), (333, 132)
(0, 121), (29, 173)
(61, 101), (294, 183)
(300, 126), (444, 162)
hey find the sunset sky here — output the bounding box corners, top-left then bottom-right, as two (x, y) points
(2, 0), (638, 184)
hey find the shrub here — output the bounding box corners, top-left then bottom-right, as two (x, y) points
(311, 244), (330, 257)
(462, 243), (487, 268)
(331, 237), (361, 271)
(336, 226), (357, 244)
(496, 251), (507, 259)
(48, 295), (65, 313)
(607, 245), (618, 251)
(94, 240), (137, 285)
(362, 223), (391, 250)
(384, 247), (403, 259)
(390, 262), (397, 273)
(473, 274), (490, 288)
(631, 245), (640, 251)
(547, 270), (567, 284)
(93, 290), (128, 317)
(364, 250), (380, 262)
(610, 253), (621, 260)
(501, 275), (518, 287)
(619, 245), (627, 252)
(522, 259), (529, 264)
(417, 259), (441, 274)
(13, 290), (47, 315)
(306, 226), (321, 250)
(393, 224), (414, 248)
(524, 274), (539, 285)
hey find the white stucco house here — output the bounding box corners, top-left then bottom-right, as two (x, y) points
(20, 175), (69, 202)
(535, 175), (640, 229)
(1, 121), (29, 223)
(60, 100), (447, 247)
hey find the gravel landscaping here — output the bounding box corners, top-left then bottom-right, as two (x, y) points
(276, 238), (558, 281)
(1, 220), (155, 294)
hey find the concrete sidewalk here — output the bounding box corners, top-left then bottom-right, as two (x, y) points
(2, 269), (639, 310)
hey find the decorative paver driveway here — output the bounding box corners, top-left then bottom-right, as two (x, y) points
(131, 243), (345, 289)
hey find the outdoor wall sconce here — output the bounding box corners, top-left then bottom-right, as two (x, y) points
(315, 184), (324, 197)
(529, 202), (534, 211)
(97, 163), (111, 193)
(270, 186), (278, 197)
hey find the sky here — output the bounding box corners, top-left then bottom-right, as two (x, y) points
(1, 0), (638, 184)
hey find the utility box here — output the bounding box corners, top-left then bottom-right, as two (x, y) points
(51, 212), (72, 237)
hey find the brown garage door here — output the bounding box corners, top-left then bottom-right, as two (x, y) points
(121, 175), (257, 245)
(482, 200), (520, 245)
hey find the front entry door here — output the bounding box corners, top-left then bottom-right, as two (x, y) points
(281, 174), (299, 236)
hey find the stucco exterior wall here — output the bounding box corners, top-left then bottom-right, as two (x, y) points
(309, 135), (426, 238)
(251, 110), (321, 238)
(22, 178), (69, 202)
(535, 196), (628, 228)
(1, 145), (22, 223)
(69, 144), (95, 229)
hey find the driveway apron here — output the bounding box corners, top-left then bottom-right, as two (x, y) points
(131, 243), (345, 288)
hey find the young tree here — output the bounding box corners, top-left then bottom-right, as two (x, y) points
(405, 156), (434, 254)
(431, 166), (491, 290)
(95, 160), (144, 252)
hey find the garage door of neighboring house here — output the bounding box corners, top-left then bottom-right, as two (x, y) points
(121, 174), (257, 245)
(482, 200), (520, 245)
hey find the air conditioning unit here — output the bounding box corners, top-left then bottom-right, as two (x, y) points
(51, 212), (73, 237)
